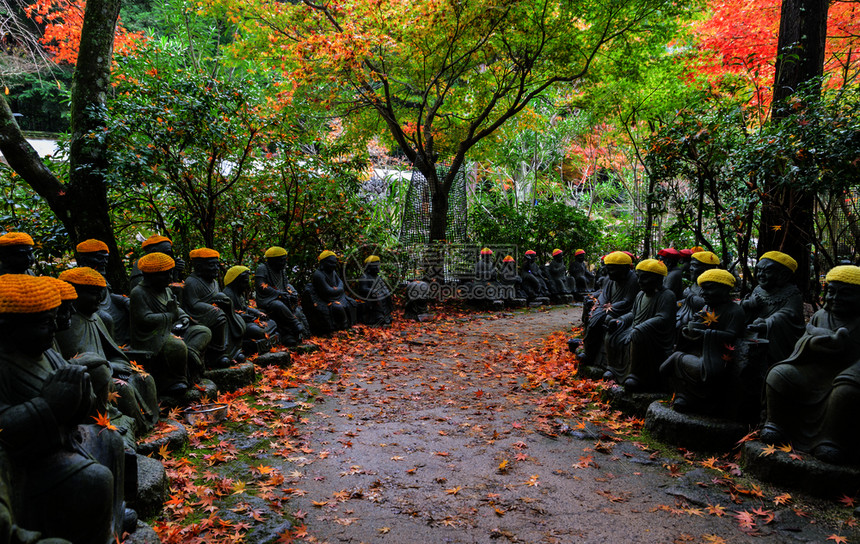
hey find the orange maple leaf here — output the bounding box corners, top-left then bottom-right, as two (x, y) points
(91, 411), (117, 431)
(701, 309), (719, 326)
(827, 535), (848, 543)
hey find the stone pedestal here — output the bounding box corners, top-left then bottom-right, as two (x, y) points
(204, 362), (255, 392)
(136, 419), (189, 457)
(130, 455), (169, 520)
(506, 298), (527, 308)
(578, 365), (606, 380)
(644, 401), (749, 451)
(603, 385), (668, 417)
(254, 351), (292, 368)
(741, 440), (860, 497)
(124, 520), (162, 543)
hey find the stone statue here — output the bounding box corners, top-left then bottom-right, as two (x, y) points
(678, 249), (693, 282)
(658, 248), (684, 301)
(660, 269), (745, 414)
(521, 250), (550, 302)
(676, 251), (720, 333)
(0, 233), (35, 276)
(468, 248), (503, 306)
(222, 266), (278, 351)
(741, 251), (804, 365)
(129, 235), (186, 291)
(498, 255), (526, 302)
(303, 251), (357, 334)
(182, 248), (242, 367)
(0, 448), (71, 543)
(568, 249), (594, 298)
(546, 249), (573, 299)
(604, 259), (676, 391)
(762, 265), (860, 464)
(54, 268), (159, 439)
(579, 251), (640, 368)
(356, 256), (393, 326)
(0, 274), (131, 543)
(74, 239), (130, 345)
(255, 247), (308, 346)
(129, 252), (212, 396)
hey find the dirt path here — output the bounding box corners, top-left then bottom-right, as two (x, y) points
(261, 305), (854, 544)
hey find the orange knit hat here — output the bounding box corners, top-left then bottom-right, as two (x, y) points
(189, 248), (220, 260)
(138, 252), (176, 273)
(76, 239), (109, 253)
(43, 276), (78, 301)
(59, 267), (107, 288)
(141, 235), (172, 249)
(0, 232), (34, 247)
(0, 275), (61, 313)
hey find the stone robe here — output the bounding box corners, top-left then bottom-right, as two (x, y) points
(676, 284), (705, 333)
(663, 267), (684, 301)
(581, 269), (640, 368)
(356, 273), (393, 326)
(660, 301), (745, 411)
(568, 260), (594, 293)
(254, 263), (308, 343)
(0, 349), (123, 544)
(605, 287), (676, 389)
(741, 283), (804, 364)
(222, 285), (278, 345)
(546, 259), (572, 296)
(304, 268), (357, 333)
(129, 283), (211, 387)
(765, 310), (860, 458)
(183, 274), (245, 359)
(54, 313), (158, 436)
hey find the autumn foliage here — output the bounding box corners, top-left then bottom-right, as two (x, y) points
(690, 0), (860, 110)
(25, 0), (147, 65)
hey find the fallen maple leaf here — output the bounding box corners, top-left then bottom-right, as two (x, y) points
(734, 510), (756, 531)
(445, 486), (462, 495)
(839, 494), (857, 508)
(706, 503), (726, 517)
(378, 527), (391, 534)
(91, 411), (117, 431)
(773, 493), (791, 506)
(498, 459), (509, 472)
(701, 310), (719, 326)
(827, 535), (849, 543)
(760, 444), (777, 457)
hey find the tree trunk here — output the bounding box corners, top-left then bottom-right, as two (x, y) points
(67, 0), (125, 289)
(758, 0), (828, 298)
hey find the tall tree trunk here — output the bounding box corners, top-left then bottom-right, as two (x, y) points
(0, 0), (126, 290)
(758, 0), (828, 298)
(68, 0), (125, 289)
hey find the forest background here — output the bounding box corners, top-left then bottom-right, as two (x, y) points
(0, 0), (858, 296)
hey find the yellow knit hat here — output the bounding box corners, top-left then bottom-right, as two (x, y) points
(0, 232), (34, 247)
(552, 249), (563, 256)
(0, 275), (61, 313)
(692, 251), (720, 265)
(825, 265), (860, 286)
(480, 248), (493, 255)
(503, 255), (515, 262)
(76, 239), (109, 254)
(189, 248), (220, 260)
(264, 246), (287, 258)
(364, 255), (380, 264)
(223, 265), (250, 286)
(43, 277), (78, 301)
(318, 250), (336, 261)
(760, 251), (798, 273)
(138, 252), (176, 273)
(604, 251), (633, 265)
(635, 258), (668, 276)
(575, 249), (585, 256)
(697, 269), (735, 287)
(141, 235), (172, 249)
(59, 267), (107, 288)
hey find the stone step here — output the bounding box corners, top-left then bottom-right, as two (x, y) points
(129, 454), (169, 520)
(644, 400), (750, 452)
(204, 362), (256, 392)
(741, 440), (860, 497)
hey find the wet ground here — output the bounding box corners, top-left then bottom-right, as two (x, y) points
(156, 304), (860, 544)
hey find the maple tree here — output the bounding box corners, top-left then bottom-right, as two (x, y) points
(206, 0), (693, 242)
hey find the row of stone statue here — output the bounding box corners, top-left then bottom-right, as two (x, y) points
(0, 231), (398, 543)
(466, 247), (593, 306)
(576, 247), (860, 466)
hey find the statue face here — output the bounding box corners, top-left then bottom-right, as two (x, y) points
(321, 256), (338, 271)
(365, 263), (380, 276)
(194, 258), (220, 282)
(73, 284), (105, 316)
(0, 245), (34, 273)
(756, 259), (791, 292)
(636, 270), (663, 295)
(826, 281), (860, 318)
(575, 254), (585, 262)
(76, 250), (109, 275)
(606, 264), (629, 282)
(142, 269), (173, 290)
(267, 256), (287, 271)
(147, 242), (174, 258)
(232, 272), (251, 292)
(0, 308), (58, 356)
(700, 281), (732, 306)
(690, 260), (715, 283)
